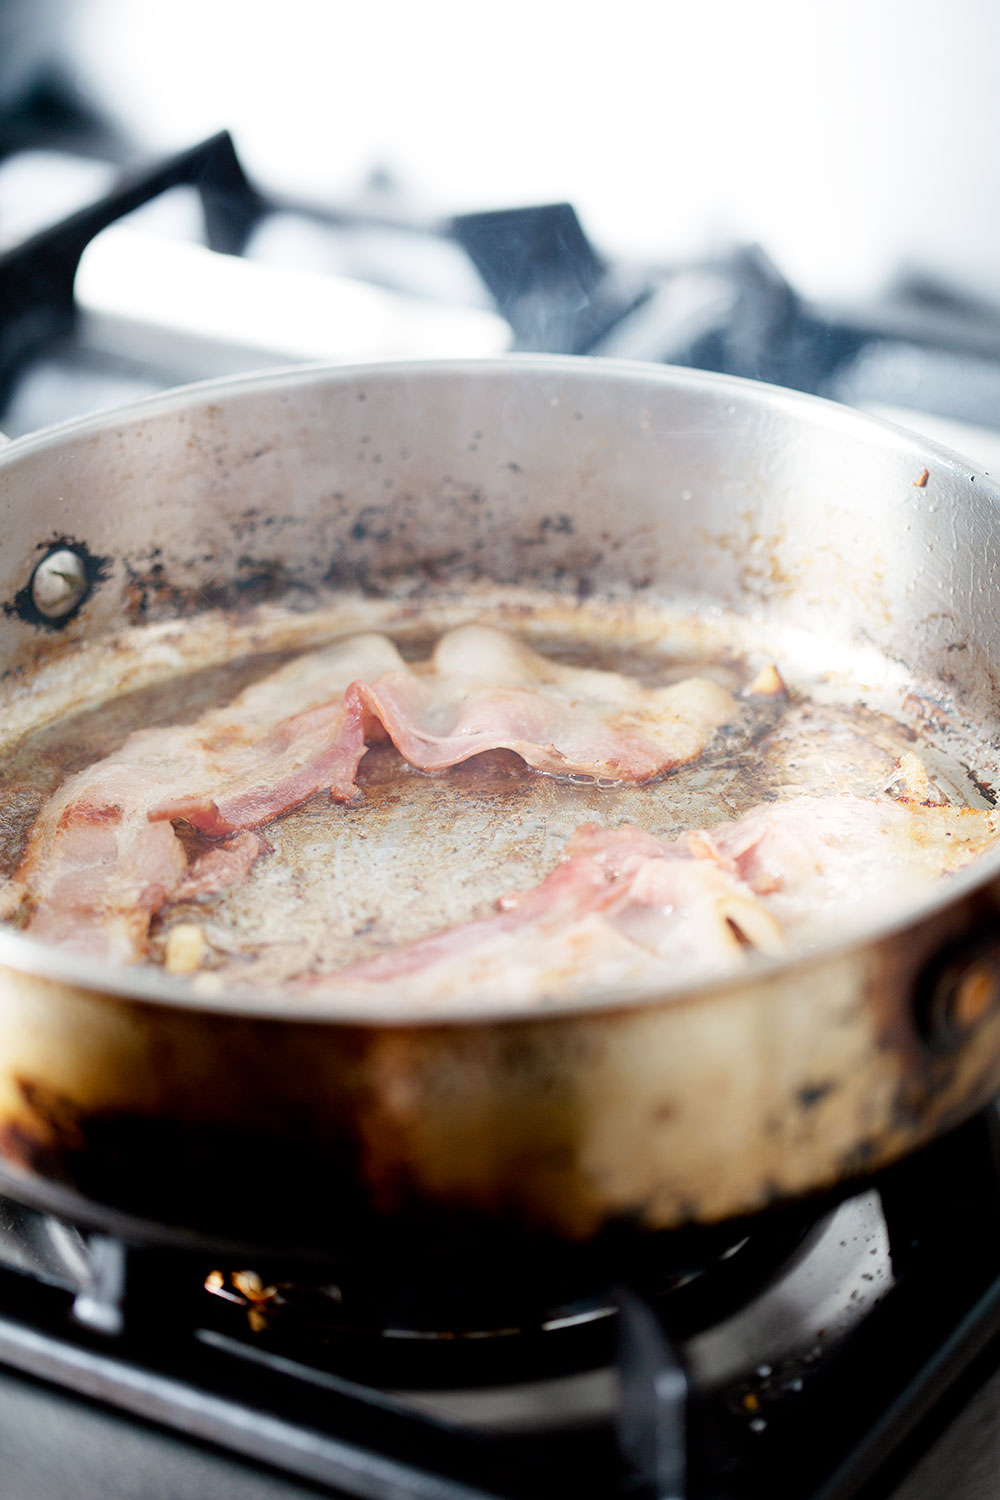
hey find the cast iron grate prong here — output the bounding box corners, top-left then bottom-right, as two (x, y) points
(0, 130), (265, 410)
(615, 1287), (688, 1500)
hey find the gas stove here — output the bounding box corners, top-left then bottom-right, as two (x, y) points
(1, 1107), (1000, 1500)
(5, 126), (1000, 479)
(5, 124), (1000, 1500)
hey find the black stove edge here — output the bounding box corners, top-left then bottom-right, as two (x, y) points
(721, 1110), (1000, 1500)
(843, 1110), (1000, 1497)
(823, 1286), (1000, 1500)
(0, 129), (265, 410)
(0, 1262), (561, 1500)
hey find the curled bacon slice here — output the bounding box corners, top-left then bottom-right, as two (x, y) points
(283, 818), (784, 1007)
(3, 627), (737, 963)
(152, 625), (737, 832)
(151, 697), (369, 836)
(350, 624), (737, 782)
(318, 821), (784, 994)
(2, 633), (402, 960)
(281, 792), (1000, 1009)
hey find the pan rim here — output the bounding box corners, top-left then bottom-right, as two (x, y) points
(2, 353), (999, 1026)
(1, 838), (999, 1026)
(1, 350), (995, 484)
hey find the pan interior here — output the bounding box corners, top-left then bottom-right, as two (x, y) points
(0, 587), (996, 1006)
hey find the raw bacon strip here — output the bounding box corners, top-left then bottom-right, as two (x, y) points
(5, 755), (192, 963)
(291, 818), (786, 1006)
(4, 634), (406, 961)
(285, 792), (1000, 1008)
(6, 626), (737, 962)
(354, 625), (737, 781)
(147, 632), (405, 833)
(709, 794), (1000, 922)
(153, 696), (369, 835)
(153, 626), (738, 832)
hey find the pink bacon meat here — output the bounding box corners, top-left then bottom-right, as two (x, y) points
(349, 624), (738, 782)
(155, 624), (737, 833)
(287, 819), (786, 1007)
(283, 792), (999, 1009)
(2, 633), (403, 961)
(175, 831), (267, 901)
(4, 627), (737, 963)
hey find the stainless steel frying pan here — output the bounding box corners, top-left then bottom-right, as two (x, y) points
(0, 357), (999, 1290)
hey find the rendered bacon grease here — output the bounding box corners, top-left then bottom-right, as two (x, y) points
(2, 621), (998, 1002)
(284, 794), (1000, 1009)
(0, 626), (737, 966)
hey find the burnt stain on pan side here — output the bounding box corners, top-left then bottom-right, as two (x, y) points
(116, 546), (612, 627)
(0, 1076), (372, 1249)
(967, 767), (998, 805)
(104, 475), (618, 628)
(120, 549), (321, 624)
(3, 1046), (997, 1261)
(0, 1086), (879, 1330)
(3, 536), (112, 632)
(0, 1081), (989, 1336)
(795, 1080), (836, 1111)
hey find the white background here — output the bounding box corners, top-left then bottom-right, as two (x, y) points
(67, 0), (1000, 304)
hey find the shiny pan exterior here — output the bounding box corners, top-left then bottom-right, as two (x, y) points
(0, 357), (999, 1279)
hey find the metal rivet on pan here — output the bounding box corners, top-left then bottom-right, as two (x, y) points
(31, 548), (90, 619)
(917, 939), (1000, 1053)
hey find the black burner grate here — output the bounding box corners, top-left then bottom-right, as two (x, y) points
(8, 130), (1000, 440)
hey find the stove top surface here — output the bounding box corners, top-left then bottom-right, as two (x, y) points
(1, 1109), (1000, 1500)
